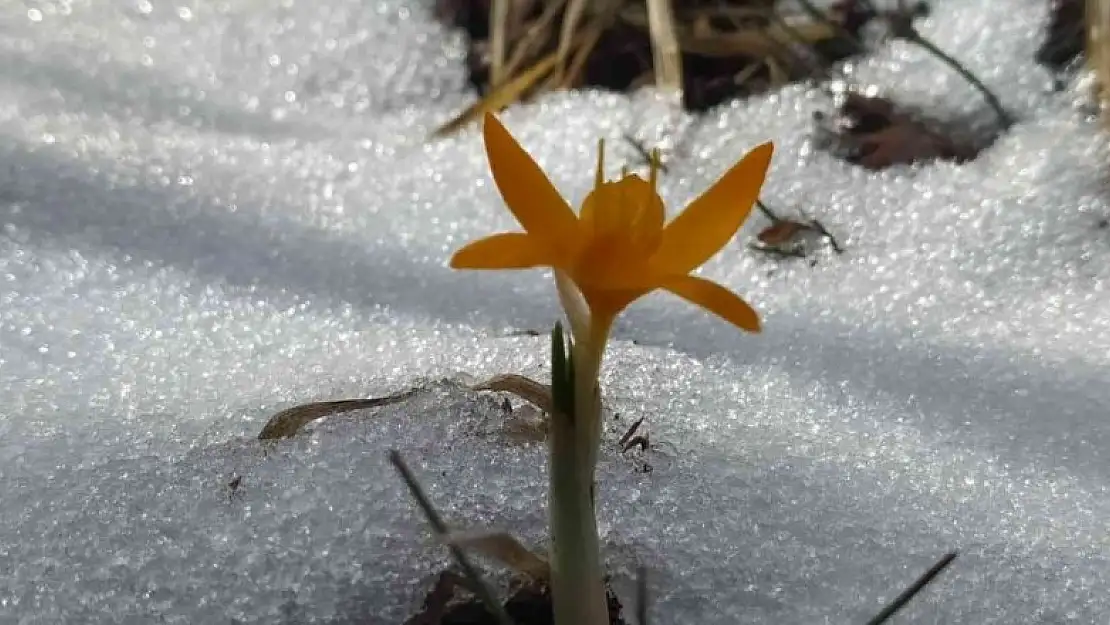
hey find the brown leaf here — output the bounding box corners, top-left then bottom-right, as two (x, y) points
(824, 92), (981, 170)
(257, 388), (419, 440)
(757, 220), (810, 246)
(498, 407), (550, 444)
(470, 373), (554, 416)
(439, 530), (551, 581)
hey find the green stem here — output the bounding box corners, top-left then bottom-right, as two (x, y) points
(576, 317), (612, 479)
(548, 319), (612, 625)
(549, 412), (608, 625)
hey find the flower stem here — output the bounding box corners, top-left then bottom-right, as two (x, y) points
(548, 411), (608, 625)
(548, 320), (611, 625)
(576, 316), (612, 478)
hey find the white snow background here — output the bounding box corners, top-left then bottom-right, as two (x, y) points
(2, 0), (1110, 623)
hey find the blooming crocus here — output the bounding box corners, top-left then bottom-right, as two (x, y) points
(451, 112), (773, 348)
(449, 112), (773, 625)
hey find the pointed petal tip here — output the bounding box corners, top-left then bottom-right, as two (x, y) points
(653, 140), (776, 274)
(477, 110), (580, 252)
(734, 313), (761, 334)
(659, 275), (762, 335)
(748, 141), (775, 167)
(736, 142), (775, 181)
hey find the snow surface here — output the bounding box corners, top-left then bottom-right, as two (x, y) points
(2, 0), (1110, 622)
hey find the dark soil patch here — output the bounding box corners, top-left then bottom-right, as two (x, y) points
(433, 0), (887, 113)
(405, 571), (628, 625)
(1036, 0), (1085, 72)
(430, 1), (1022, 170)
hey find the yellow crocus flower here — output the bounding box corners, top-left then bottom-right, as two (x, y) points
(449, 112), (774, 625)
(451, 113), (773, 339)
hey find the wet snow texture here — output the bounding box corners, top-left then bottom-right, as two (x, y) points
(2, 0), (1110, 623)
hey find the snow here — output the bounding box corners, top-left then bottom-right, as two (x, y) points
(2, 0), (1109, 622)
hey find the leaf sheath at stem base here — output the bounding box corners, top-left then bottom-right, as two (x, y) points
(548, 323), (610, 625)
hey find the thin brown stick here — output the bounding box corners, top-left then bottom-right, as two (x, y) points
(636, 566), (649, 625)
(489, 0), (510, 87)
(645, 0), (684, 92)
(865, 551), (958, 625)
(389, 450), (515, 625)
(618, 416), (646, 447)
(1088, 0), (1110, 127)
(889, 0), (1012, 129)
(755, 198), (782, 222)
(504, 0), (567, 79)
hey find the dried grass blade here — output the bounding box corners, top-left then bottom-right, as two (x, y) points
(258, 388), (419, 440)
(865, 552), (958, 625)
(560, 15), (607, 88)
(489, 0), (510, 87)
(677, 21), (837, 58)
(731, 61), (765, 92)
(645, 0), (683, 93)
(504, 0), (567, 78)
(431, 50), (561, 137)
(471, 373), (554, 416)
(636, 566), (649, 625)
(556, 0), (591, 82)
(1088, 0), (1110, 126)
(390, 451), (514, 625)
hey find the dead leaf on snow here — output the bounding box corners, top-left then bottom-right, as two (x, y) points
(257, 388), (419, 440)
(815, 91), (981, 170)
(438, 530), (551, 581)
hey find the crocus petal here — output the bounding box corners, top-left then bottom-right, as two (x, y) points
(578, 283), (652, 323)
(450, 232), (558, 269)
(580, 176), (665, 251)
(653, 142), (774, 274)
(658, 274), (761, 333)
(572, 233), (662, 291)
(482, 113), (580, 262)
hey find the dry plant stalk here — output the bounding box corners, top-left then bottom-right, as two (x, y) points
(557, 0), (592, 82)
(489, 0), (511, 87)
(433, 0), (863, 137)
(645, 0), (683, 93)
(1088, 0), (1110, 125)
(618, 4), (837, 59)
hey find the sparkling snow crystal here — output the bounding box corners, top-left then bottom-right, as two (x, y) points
(2, 0), (1110, 623)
